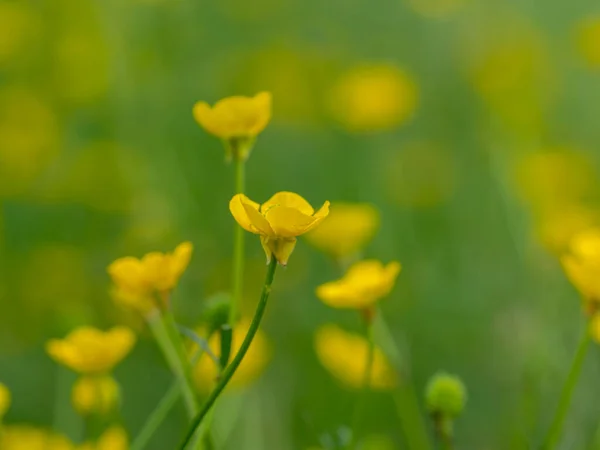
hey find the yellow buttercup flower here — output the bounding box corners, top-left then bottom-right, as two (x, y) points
(316, 260), (401, 310)
(561, 228), (600, 312)
(315, 324), (397, 390)
(46, 326), (136, 375)
(0, 382), (10, 418)
(193, 92), (272, 160)
(575, 17), (600, 68)
(328, 64), (417, 132)
(77, 426), (128, 450)
(229, 191), (330, 265)
(193, 319), (271, 391)
(71, 375), (120, 416)
(535, 205), (599, 254)
(108, 241), (193, 314)
(0, 426), (74, 450)
(304, 202), (379, 259)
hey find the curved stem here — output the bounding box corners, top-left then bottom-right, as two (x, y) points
(541, 322), (592, 450)
(178, 257), (278, 449)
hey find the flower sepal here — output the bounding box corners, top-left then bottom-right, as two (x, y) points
(223, 136), (256, 163)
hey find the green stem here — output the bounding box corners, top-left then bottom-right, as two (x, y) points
(228, 157), (246, 343)
(130, 381), (180, 450)
(541, 323), (592, 450)
(347, 319), (375, 449)
(178, 257), (278, 449)
(131, 349), (205, 450)
(374, 313), (432, 450)
(148, 313), (199, 419)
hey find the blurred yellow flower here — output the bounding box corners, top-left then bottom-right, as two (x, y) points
(193, 92), (272, 158)
(0, 87), (61, 196)
(0, 426), (74, 450)
(535, 205), (599, 254)
(0, 382), (10, 418)
(305, 203), (379, 259)
(46, 326), (136, 375)
(561, 228), (600, 312)
(0, 3), (39, 64)
(77, 426), (128, 450)
(328, 64), (417, 132)
(108, 242), (193, 314)
(513, 150), (596, 212)
(230, 192), (330, 265)
(315, 324), (397, 390)
(193, 319), (271, 391)
(71, 375), (119, 416)
(575, 17), (600, 68)
(316, 260), (401, 310)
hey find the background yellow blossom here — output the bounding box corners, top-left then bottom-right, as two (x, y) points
(315, 324), (397, 390)
(46, 326), (136, 375)
(193, 319), (271, 391)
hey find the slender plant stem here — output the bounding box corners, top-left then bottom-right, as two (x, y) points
(148, 313), (199, 419)
(541, 323), (592, 450)
(347, 319), (375, 449)
(130, 349), (205, 450)
(178, 257), (278, 449)
(229, 157), (246, 346)
(130, 381), (180, 450)
(374, 313), (432, 450)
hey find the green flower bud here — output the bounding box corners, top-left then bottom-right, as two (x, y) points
(202, 292), (231, 336)
(425, 372), (467, 418)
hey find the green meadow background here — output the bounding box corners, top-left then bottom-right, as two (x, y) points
(2, 0), (600, 448)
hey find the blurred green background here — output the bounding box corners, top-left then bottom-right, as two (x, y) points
(2, 0), (600, 448)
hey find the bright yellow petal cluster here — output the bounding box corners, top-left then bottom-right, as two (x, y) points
(575, 17), (600, 68)
(328, 64), (417, 132)
(314, 324), (397, 390)
(0, 426), (74, 450)
(304, 202), (379, 259)
(193, 92), (272, 140)
(316, 260), (401, 310)
(46, 326), (136, 375)
(0, 382), (10, 418)
(71, 375), (119, 416)
(193, 318), (271, 392)
(230, 191), (330, 265)
(77, 426), (128, 450)
(561, 228), (600, 310)
(108, 242), (193, 314)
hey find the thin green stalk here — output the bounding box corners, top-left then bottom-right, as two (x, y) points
(228, 156), (246, 347)
(393, 382), (433, 450)
(374, 313), (432, 450)
(148, 313), (199, 419)
(347, 320), (375, 449)
(541, 323), (592, 450)
(178, 257), (278, 449)
(130, 381), (180, 450)
(131, 349), (205, 450)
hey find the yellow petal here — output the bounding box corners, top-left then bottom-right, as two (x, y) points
(171, 241), (193, 281)
(107, 257), (148, 292)
(262, 191), (314, 215)
(301, 201), (330, 234)
(264, 206), (317, 238)
(192, 101), (220, 136)
(249, 91), (272, 136)
(229, 194), (259, 233)
(242, 200), (275, 236)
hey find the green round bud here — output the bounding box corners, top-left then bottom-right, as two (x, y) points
(425, 372), (467, 418)
(202, 292), (231, 335)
